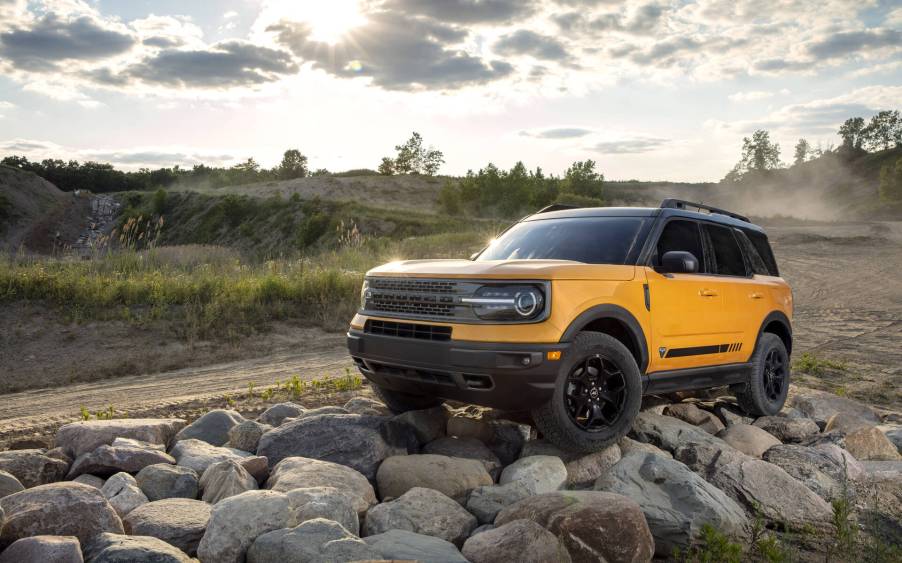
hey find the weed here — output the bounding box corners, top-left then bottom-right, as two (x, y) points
(224, 393), (235, 407)
(673, 524), (743, 563)
(247, 382), (256, 398)
(80, 406), (91, 421)
(792, 352), (847, 376)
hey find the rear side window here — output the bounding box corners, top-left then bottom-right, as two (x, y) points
(734, 229), (769, 276)
(704, 224), (747, 276)
(656, 220), (704, 267)
(742, 229), (779, 276)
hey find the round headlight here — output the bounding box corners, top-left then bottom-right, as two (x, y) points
(514, 290), (540, 317)
(360, 280), (370, 309)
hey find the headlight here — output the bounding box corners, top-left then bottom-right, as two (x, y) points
(463, 284), (546, 321)
(360, 279), (370, 309)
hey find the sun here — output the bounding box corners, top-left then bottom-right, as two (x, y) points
(293, 0), (366, 44)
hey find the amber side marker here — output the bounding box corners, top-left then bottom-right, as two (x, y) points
(547, 351), (562, 360)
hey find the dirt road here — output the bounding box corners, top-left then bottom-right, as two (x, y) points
(1, 221), (899, 442)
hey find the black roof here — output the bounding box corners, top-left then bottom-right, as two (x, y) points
(524, 203), (765, 233)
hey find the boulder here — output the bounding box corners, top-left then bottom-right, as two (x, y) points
(44, 447), (73, 464)
(286, 487), (360, 535)
(716, 424), (782, 457)
(248, 518), (378, 563)
(196, 490), (291, 563)
(462, 518), (570, 563)
(257, 402), (306, 426)
(495, 491), (655, 563)
(101, 472), (149, 517)
(712, 402), (754, 427)
(169, 439), (252, 474)
(343, 397), (392, 417)
(447, 416), (495, 444)
(814, 444), (866, 481)
(364, 529), (468, 563)
(174, 410), (245, 447)
(73, 474), (106, 489)
(376, 454), (492, 503)
(292, 406), (351, 421)
(363, 487), (477, 547)
(0, 449), (69, 488)
(486, 420), (533, 466)
(200, 460), (258, 504)
(471, 524), (495, 536)
(0, 470), (24, 499)
(83, 533), (191, 563)
(663, 403), (725, 434)
(0, 535), (83, 563)
(630, 411), (724, 453)
(763, 444), (857, 501)
(884, 427), (902, 454)
(239, 456), (270, 484)
(266, 457), (376, 516)
(225, 420), (272, 453)
(594, 451), (748, 556)
(789, 388), (880, 428)
(752, 416), (819, 443)
(499, 456), (567, 495)
(257, 414), (402, 480)
(136, 464), (199, 501)
(707, 458), (833, 527)
(466, 482), (533, 524)
(672, 440), (749, 478)
(55, 419), (186, 459)
(393, 406), (448, 445)
(423, 437), (502, 478)
(0, 482), (123, 548)
(842, 426), (901, 461)
(111, 437), (166, 451)
(123, 498), (211, 557)
(67, 444), (176, 479)
(520, 441), (621, 488)
(618, 437), (672, 459)
(824, 412), (875, 435)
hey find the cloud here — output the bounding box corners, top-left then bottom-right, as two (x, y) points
(521, 127), (593, 139)
(0, 101), (15, 110)
(384, 0), (536, 23)
(805, 28), (901, 60)
(494, 30), (569, 61)
(269, 11), (513, 90)
(0, 138), (238, 169)
(728, 89), (789, 102)
(0, 12), (135, 71)
(593, 2), (666, 34)
(590, 137), (670, 154)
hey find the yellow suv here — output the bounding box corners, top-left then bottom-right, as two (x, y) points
(347, 199), (793, 452)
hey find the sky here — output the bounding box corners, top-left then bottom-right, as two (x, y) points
(0, 0), (900, 182)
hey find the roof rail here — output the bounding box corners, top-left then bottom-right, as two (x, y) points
(535, 203), (580, 214)
(660, 199), (750, 223)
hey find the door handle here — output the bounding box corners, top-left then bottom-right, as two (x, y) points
(699, 289), (718, 297)
(749, 292), (764, 300)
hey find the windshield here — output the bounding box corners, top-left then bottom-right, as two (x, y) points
(476, 216), (650, 265)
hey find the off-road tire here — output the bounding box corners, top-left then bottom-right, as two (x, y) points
(733, 332), (790, 416)
(531, 331), (643, 453)
(371, 383), (442, 413)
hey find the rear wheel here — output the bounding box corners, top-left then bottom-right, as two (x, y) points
(371, 383), (442, 414)
(733, 332), (790, 416)
(532, 332), (642, 453)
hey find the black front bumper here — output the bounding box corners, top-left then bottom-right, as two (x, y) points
(347, 329), (568, 411)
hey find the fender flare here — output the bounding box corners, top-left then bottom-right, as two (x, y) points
(754, 310), (793, 356)
(559, 304), (649, 373)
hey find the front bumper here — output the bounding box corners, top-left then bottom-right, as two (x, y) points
(347, 329), (569, 411)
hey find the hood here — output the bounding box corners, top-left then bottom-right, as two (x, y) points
(366, 259), (636, 281)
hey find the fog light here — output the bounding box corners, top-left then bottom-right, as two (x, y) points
(547, 351), (562, 361)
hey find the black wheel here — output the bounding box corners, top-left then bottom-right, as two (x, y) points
(532, 332), (642, 453)
(371, 383), (442, 413)
(733, 332), (790, 416)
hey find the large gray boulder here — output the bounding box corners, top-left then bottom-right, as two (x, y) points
(672, 440), (749, 479)
(495, 491), (655, 563)
(248, 518), (378, 563)
(101, 472), (149, 517)
(520, 441), (621, 488)
(56, 419), (186, 459)
(83, 533), (192, 563)
(364, 529), (468, 563)
(169, 439), (253, 474)
(0, 535), (83, 563)
(174, 410), (245, 447)
(883, 427), (902, 454)
(266, 457), (376, 516)
(663, 403), (725, 435)
(466, 482), (533, 524)
(595, 451), (748, 556)
(363, 487), (477, 547)
(74, 474), (106, 489)
(789, 389), (880, 428)
(286, 487), (360, 535)
(823, 412), (875, 434)
(343, 397), (392, 417)
(753, 416), (819, 443)
(257, 414), (402, 480)
(67, 444), (176, 479)
(423, 437), (502, 478)
(618, 436), (672, 459)
(200, 460), (258, 504)
(630, 411), (725, 453)
(196, 490), (291, 563)
(136, 464), (199, 501)
(708, 458), (833, 527)
(763, 444), (857, 501)
(462, 518), (570, 563)
(499, 456), (567, 495)
(376, 454), (492, 503)
(486, 420), (533, 466)
(0, 482), (123, 549)
(257, 402), (306, 426)
(0, 470), (24, 499)
(393, 406), (448, 445)
(226, 420), (272, 453)
(0, 449), (69, 488)
(716, 424), (782, 457)
(123, 498), (211, 557)
(841, 426), (901, 461)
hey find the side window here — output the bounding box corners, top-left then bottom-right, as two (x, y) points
(656, 220), (704, 268)
(704, 224), (747, 276)
(734, 229), (769, 275)
(743, 229), (779, 276)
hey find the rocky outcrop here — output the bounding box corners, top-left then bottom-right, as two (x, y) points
(247, 518), (379, 562)
(55, 419), (185, 459)
(790, 389), (880, 428)
(174, 410), (246, 447)
(123, 498), (212, 556)
(265, 457), (376, 516)
(376, 454), (492, 502)
(462, 518), (570, 563)
(363, 487), (477, 547)
(762, 444), (856, 501)
(0, 449), (69, 488)
(136, 464), (199, 501)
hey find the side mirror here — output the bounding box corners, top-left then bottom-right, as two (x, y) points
(659, 251), (699, 274)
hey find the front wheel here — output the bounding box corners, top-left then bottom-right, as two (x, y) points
(733, 332), (790, 416)
(532, 332), (643, 453)
(371, 382), (442, 414)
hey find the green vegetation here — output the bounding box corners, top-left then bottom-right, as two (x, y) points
(792, 352), (848, 376)
(879, 157), (902, 202)
(80, 405), (118, 421)
(673, 524), (742, 563)
(379, 132), (444, 176)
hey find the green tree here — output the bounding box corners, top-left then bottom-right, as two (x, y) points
(793, 138), (810, 165)
(278, 149), (308, 179)
(862, 110), (901, 151)
(879, 157), (902, 202)
(377, 157), (395, 175)
(838, 117), (866, 150)
(389, 132), (444, 176)
(437, 180), (462, 214)
(734, 130), (783, 176)
(562, 160), (604, 199)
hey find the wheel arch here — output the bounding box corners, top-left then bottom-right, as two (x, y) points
(559, 304), (649, 373)
(756, 311), (793, 356)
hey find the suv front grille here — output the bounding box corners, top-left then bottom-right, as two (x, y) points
(369, 278), (457, 294)
(364, 320), (452, 341)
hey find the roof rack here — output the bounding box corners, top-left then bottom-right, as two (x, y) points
(535, 203), (580, 214)
(660, 199), (750, 223)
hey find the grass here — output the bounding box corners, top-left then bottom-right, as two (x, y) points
(792, 352), (848, 376)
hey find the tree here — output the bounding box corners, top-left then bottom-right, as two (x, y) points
(387, 132), (444, 176)
(879, 157), (902, 202)
(562, 160), (604, 199)
(838, 117), (866, 150)
(862, 110), (901, 151)
(793, 138), (810, 165)
(278, 149), (308, 179)
(377, 157), (395, 175)
(734, 130), (782, 176)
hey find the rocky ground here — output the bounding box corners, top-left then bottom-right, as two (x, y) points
(0, 385), (899, 563)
